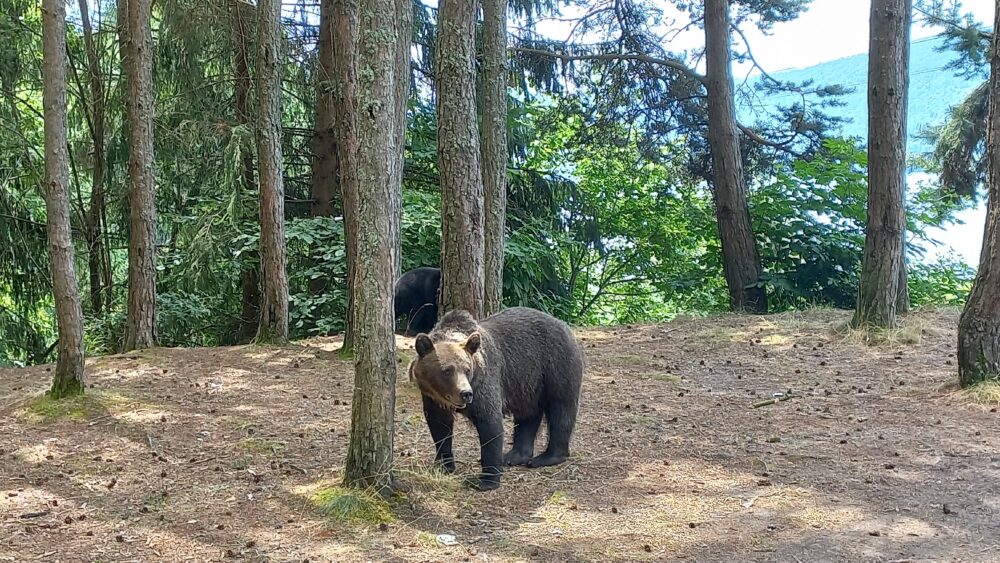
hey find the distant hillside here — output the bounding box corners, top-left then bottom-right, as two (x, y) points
(739, 34), (984, 154)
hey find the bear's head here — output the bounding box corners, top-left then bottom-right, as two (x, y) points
(408, 331), (482, 409)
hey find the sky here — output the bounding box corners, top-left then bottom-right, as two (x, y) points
(534, 0), (994, 265)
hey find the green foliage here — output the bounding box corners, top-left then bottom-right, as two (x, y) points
(286, 216), (347, 337)
(0, 0), (981, 366)
(752, 138), (869, 309)
(908, 254), (975, 307)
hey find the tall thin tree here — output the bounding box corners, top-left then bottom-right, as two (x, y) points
(853, 0), (911, 329)
(311, 0), (339, 220)
(255, 0), (290, 343)
(77, 0), (111, 315)
(392, 0), (412, 284)
(42, 0), (86, 397)
(704, 0), (767, 313)
(231, 0), (261, 343)
(437, 0), (485, 318)
(332, 0), (360, 355)
(122, 0), (158, 351)
(343, 0), (405, 494)
(480, 0), (508, 317)
(958, 2), (1000, 387)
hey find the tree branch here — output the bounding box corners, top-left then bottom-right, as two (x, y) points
(512, 46), (707, 86)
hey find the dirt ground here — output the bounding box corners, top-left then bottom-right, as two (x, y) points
(2, 307), (999, 563)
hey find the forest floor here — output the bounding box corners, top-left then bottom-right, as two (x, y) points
(2, 307), (1000, 563)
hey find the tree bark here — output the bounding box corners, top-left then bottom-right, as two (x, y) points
(122, 0), (158, 351)
(78, 0), (109, 316)
(437, 0), (485, 318)
(42, 0), (86, 397)
(231, 0), (261, 342)
(342, 0), (404, 495)
(704, 0), (767, 314)
(853, 0), (910, 329)
(255, 0), (290, 343)
(480, 0), (508, 318)
(332, 0), (360, 354)
(311, 0), (339, 221)
(392, 0), (412, 284)
(958, 3), (1000, 386)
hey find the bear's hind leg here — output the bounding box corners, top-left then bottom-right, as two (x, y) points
(529, 400), (577, 468)
(504, 416), (541, 466)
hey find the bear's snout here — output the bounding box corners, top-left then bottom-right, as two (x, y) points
(459, 389), (474, 404)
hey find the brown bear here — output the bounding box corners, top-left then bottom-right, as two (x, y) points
(407, 307), (584, 490)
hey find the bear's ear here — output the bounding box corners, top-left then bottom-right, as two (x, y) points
(415, 334), (434, 357)
(464, 332), (481, 355)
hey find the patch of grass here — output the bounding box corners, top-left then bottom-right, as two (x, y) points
(835, 313), (936, 347)
(959, 380), (1000, 407)
(415, 531), (439, 548)
(230, 457), (250, 470)
(400, 413), (424, 427)
(694, 326), (736, 344)
(23, 393), (102, 422)
(19, 391), (141, 423)
(239, 437), (284, 454)
(395, 466), (462, 497)
(639, 373), (681, 383)
(222, 416), (256, 430)
(310, 486), (395, 524)
(628, 413), (660, 426)
(548, 490), (569, 505)
(610, 354), (650, 367)
(143, 493), (167, 511)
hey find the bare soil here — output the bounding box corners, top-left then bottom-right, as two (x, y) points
(2, 307), (999, 563)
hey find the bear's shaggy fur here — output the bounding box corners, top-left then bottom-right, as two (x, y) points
(394, 267), (440, 336)
(408, 307), (584, 490)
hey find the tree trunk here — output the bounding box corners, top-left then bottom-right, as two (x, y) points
(122, 0), (158, 351)
(332, 0), (360, 355)
(42, 0), (86, 398)
(311, 0), (339, 220)
(437, 0), (485, 318)
(853, 0), (910, 329)
(231, 0), (261, 342)
(255, 0), (290, 344)
(342, 0), (404, 495)
(78, 0), (108, 316)
(958, 5), (1000, 387)
(480, 0), (508, 318)
(897, 256), (910, 315)
(704, 0), (767, 314)
(391, 0), (412, 284)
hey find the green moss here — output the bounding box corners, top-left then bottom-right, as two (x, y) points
(22, 392), (117, 423)
(310, 486), (395, 524)
(338, 345), (355, 360)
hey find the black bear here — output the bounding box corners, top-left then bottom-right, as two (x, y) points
(407, 307), (584, 491)
(394, 267), (440, 336)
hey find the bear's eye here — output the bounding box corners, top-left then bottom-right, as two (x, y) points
(442, 366), (455, 378)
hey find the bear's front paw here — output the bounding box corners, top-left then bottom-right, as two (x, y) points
(503, 450), (532, 466)
(437, 459), (456, 474)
